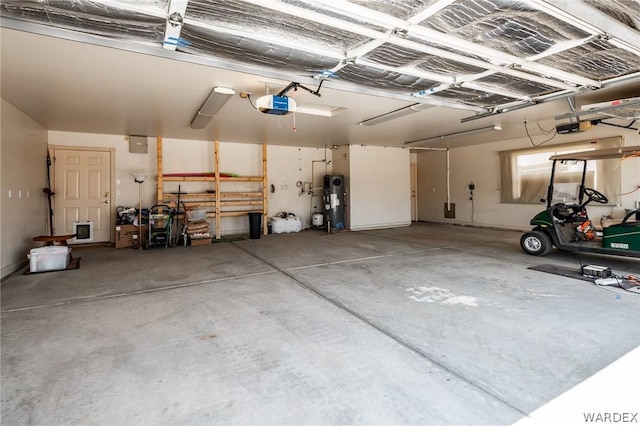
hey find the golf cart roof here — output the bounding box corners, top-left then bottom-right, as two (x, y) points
(549, 145), (640, 161)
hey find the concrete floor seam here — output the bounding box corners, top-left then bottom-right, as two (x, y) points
(283, 247), (443, 272)
(357, 229), (520, 254)
(232, 241), (530, 419)
(1, 270), (279, 313)
(358, 227), (518, 246)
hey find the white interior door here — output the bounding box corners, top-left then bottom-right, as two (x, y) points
(410, 163), (418, 222)
(53, 147), (113, 242)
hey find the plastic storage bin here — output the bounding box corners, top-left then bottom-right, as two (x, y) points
(186, 209), (207, 221)
(271, 216), (302, 234)
(28, 246), (71, 272)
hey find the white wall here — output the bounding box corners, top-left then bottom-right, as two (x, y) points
(48, 132), (158, 209)
(160, 139), (260, 235)
(348, 145), (412, 230)
(46, 133), (336, 236)
(267, 145), (332, 228)
(1, 99), (48, 278)
(417, 127), (640, 230)
(44, 132), (414, 235)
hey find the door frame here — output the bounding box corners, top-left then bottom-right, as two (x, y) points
(50, 144), (116, 243)
(410, 163), (418, 222)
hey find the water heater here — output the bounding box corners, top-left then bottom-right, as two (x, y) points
(323, 175), (345, 230)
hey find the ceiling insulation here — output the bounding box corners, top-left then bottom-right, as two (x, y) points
(1, 0), (639, 119)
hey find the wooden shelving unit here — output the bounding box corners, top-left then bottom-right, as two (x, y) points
(156, 137), (268, 239)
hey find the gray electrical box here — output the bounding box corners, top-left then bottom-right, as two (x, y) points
(129, 136), (148, 154)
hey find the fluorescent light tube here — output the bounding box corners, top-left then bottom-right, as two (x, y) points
(404, 125), (501, 146)
(360, 105), (418, 126)
(190, 113), (214, 129)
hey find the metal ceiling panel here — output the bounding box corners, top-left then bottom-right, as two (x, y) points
(1, 0), (639, 119)
(0, 1), (166, 42)
(364, 42), (487, 74)
(335, 64), (437, 92)
(475, 73), (557, 97)
(351, 0), (438, 20)
(185, 0), (372, 52)
(538, 39), (640, 81)
(180, 26), (340, 73)
(587, 0), (640, 30)
(431, 85), (517, 107)
(421, 0), (590, 57)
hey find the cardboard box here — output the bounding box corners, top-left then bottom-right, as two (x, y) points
(189, 237), (211, 246)
(115, 224), (147, 249)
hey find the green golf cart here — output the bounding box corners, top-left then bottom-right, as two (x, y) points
(520, 145), (640, 258)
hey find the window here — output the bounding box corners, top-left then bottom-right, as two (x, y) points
(499, 137), (622, 204)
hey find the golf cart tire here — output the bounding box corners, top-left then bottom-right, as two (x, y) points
(521, 230), (553, 256)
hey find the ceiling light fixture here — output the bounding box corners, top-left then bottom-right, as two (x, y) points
(190, 87), (235, 129)
(359, 105), (419, 126)
(296, 103), (347, 117)
(404, 125), (502, 146)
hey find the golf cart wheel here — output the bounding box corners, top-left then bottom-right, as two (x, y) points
(520, 230), (552, 256)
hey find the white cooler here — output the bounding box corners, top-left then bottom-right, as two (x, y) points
(271, 216), (302, 234)
(28, 246), (71, 272)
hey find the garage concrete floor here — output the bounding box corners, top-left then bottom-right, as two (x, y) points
(2, 222), (639, 425)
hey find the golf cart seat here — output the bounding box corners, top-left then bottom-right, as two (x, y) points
(609, 209), (639, 227)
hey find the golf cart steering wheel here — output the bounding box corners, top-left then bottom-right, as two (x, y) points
(583, 187), (608, 205)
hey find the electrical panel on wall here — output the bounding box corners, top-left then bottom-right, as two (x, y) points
(129, 136), (148, 154)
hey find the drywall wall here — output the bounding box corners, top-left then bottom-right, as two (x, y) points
(161, 139), (333, 234)
(46, 133), (335, 236)
(267, 145), (333, 228)
(48, 131), (158, 209)
(416, 126), (640, 230)
(348, 145), (411, 230)
(1, 99), (48, 278)
(44, 132), (413, 236)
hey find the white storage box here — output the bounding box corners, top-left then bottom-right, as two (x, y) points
(28, 246), (71, 273)
(271, 216), (302, 234)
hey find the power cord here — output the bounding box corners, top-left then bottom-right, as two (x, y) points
(593, 272), (640, 295)
(246, 93), (258, 110)
(468, 182), (475, 223)
(525, 120), (557, 147)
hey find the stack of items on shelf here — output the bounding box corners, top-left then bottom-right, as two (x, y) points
(186, 208), (211, 246)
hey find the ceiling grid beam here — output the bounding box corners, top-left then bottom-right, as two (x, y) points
(303, 0), (601, 88)
(163, 0), (190, 50)
(236, 0), (582, 110)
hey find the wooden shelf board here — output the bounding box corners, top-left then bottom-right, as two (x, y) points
(219, 211), (263, 217)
